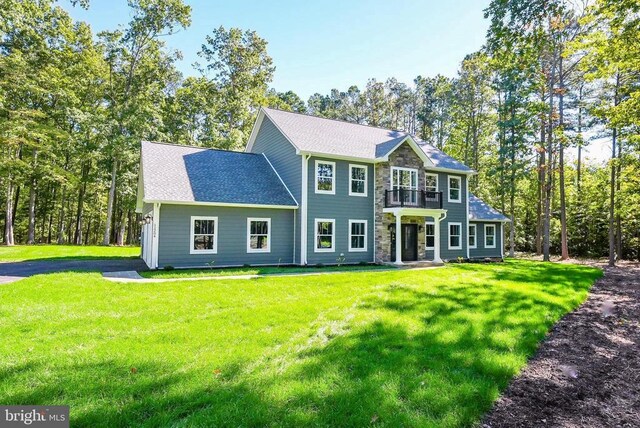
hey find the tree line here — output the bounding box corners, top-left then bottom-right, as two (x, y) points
(1, 0), (638, 264)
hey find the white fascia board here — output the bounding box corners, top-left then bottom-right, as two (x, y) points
(298, 150), (375, 164)
(377, 136), (434, 167)
(143, 199), (298, 210)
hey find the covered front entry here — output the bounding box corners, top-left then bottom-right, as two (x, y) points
(382, 207), (447, 265)
(390, 224), (418, 262)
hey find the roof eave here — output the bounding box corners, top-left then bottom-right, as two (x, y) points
(142, 199), (299, 210)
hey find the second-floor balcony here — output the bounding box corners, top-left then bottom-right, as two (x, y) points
(384, 189), (443, 209)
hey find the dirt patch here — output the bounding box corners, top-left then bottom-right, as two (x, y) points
(483, 262), (640, 428)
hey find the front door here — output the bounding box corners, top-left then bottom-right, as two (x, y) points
(390, 224), (418, 262)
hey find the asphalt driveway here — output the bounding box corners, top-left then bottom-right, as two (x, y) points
(0, 258), (148, 284)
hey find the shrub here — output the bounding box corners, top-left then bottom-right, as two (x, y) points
(163, 265), (174, 271)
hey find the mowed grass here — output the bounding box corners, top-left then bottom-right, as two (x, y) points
(141, 263), (393, 278)
(0, 245), (139, 262)
(0, 260), (601, 427)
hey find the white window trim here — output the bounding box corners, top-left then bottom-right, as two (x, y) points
(448, 175), (462, 203)
(390, 166), (419, 190)
(425, 220), (435, 250)
(469, 224), (477, 249)
(246, 217), (271, 253)
(485, 224), (497, 248)
(425, 172), (439, 192)
(315, 160), (336, 195)
(348, 219), (368, 252)
(448, 221), (462, 250)
(190, 216), (218, 254)
(348, 164), (368, 197)
(314, 218), (336, 253)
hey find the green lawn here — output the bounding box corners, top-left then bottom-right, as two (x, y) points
(0, 245), (140, 262)
(0, 260), (601, 427)
(141, 263), (393, 278)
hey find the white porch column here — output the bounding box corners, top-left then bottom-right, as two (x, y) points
(433, 217), (443, 263)
(395, 213), (403, 265)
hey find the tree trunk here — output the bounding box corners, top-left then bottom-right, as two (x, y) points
(543, 59), (555, 262)
(27, 149), (38, 245)
(609, 73), (620, 267)
(74, 161), (90, 245)
(609, 127), (617, 267)
(615, 139), (622, 258)
(576, 83), (584, 193)
(4, 181), (15, 246)
(536, 115), (546, 255)
(57, 186), (66, 244)
(103, 159), (118, 246)
(558, 56), (569, 260)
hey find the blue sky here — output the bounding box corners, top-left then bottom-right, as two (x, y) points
(61, 0), (610, 162)
(63, 0), (491, 100)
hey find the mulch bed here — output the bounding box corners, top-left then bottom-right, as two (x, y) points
(483, 262), (640, 428)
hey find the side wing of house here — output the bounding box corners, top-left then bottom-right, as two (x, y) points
(246, 113), (302, 264)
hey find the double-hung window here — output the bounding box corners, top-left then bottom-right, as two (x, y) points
(247, 218), (270, 253)
(448, 175), (461, 203)
(190, 216), (218, 254)
(425, 221), (435, 250)
(485, 224), (496, 248)
(425, 173), (438, 193)
(469, 224), (477, 249)
(315, 218), (335, 252)
(315, 160), (335, 194)
(348, 220), (367, 252)
(391, 167), (418, 205)
(448, 222), (462, 250)
(349, 164), (367, 196)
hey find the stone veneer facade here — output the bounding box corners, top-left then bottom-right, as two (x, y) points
(374, 142), (429, 263)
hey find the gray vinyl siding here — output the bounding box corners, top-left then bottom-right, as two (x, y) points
(157, 204), (295, 268)
(249, 116), (302, 263)
(469, 221), (503, 259)
(424, 171), (468, 261)
(306, 156), (374, 264)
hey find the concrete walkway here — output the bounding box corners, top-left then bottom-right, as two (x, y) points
(102, 265), (443, 283)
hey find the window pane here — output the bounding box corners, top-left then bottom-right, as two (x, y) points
(194, 219), (215, 235)
(450, 236), (460, 247)
(426, 236), (435, 247)
(351, 222), (363, 235)
(351, 167), (365, 181)
(351, 236), (365, 249)
(426, 175), (437, 191)
(318, 177), (333, 191)
(318, 163), (333, 178)
(193, 234), (214, 250)
(250, 235), (268, 249)
(351, 180), (365, 194)
(449, 177), (460, 189)
(317, 235), (333, 249)
(251, 221), (268, 235)
(450, 224), (460, 235)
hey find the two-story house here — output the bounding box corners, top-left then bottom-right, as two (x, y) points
(136, 107), (509, 269)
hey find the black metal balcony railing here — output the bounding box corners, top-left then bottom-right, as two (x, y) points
(384, 189), (443, 209)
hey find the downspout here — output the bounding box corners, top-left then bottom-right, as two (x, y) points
(372, 163), (376, 263)
(300, 154), (310, 265)
(465, 176), (470, 260)
(152, 202), (161, 269)
(292, 210), (296, 264)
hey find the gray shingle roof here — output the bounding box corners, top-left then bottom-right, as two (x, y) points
(416, 141), (474, 173)
(141, 141), (297, 207)
(469, 193), (510, 222)
(261, 108), (473, 173)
